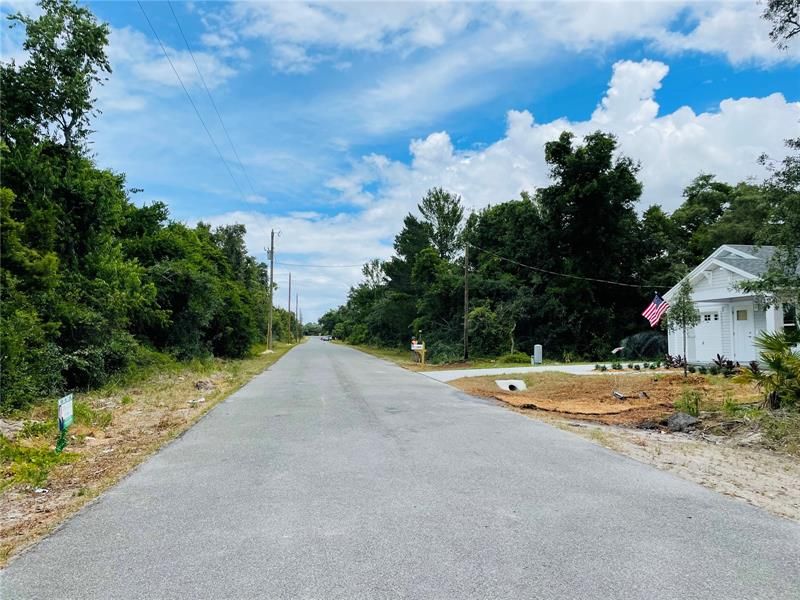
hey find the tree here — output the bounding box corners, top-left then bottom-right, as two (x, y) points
(418, 187), (464, 260)
(4, 0), (111, 149)
(762, 0), (800, 49)
(740, 138), (800, 310)
(663, 279), (700, 377)
(534, 131), (647, 357)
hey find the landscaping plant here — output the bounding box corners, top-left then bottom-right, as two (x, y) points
(735, 331), (800, 409)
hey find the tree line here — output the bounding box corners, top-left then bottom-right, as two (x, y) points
(320, 131), (799, 363)
(0, 1), (297, 410)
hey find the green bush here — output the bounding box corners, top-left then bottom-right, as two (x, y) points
(427, 340), (462, 364)
(498, 352), (531, 364)
(619, 331), (668, 360)
(735, 331), (800, 409)
(675, 389), (701, 416)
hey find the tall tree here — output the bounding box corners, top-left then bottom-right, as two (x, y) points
(741, 138), (800, 310)
(4, 0), (111, 149)
(418, 187), (464, 261)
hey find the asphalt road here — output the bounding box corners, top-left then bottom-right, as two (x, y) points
(3, 339), (799, 599)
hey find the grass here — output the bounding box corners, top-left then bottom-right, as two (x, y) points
(0, 438), (77, 491)
(0, 341), (295, 564)
(674, 388), (702, 417)
(341, 341), (599, 371)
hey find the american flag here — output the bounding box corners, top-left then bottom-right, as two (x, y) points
(642, 293), (669, 327)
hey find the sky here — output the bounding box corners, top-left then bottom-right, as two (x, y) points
(2, 1), (799, 321)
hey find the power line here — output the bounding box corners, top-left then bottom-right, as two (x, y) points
(467, 242), (648, 289)
(136, 1), (245, 201)
(167, 1), (260, 199)
(275, 261), (366, 268)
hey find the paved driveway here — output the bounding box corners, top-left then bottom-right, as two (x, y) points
(3, 338), (798, 599)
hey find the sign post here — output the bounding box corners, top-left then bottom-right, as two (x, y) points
(411, 339), (426, 366)
(56, 393), (73, 453)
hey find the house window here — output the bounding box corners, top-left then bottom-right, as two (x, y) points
(713, 313), (719, 321)
(736, 309), (748, 321)
(785, 304), (797, 332)
(704, 314), (711, 322)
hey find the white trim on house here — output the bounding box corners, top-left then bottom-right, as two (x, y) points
(663, 245), (785, 363)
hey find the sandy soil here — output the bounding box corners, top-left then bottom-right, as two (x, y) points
(555, 419), (800, 522)
(454, 372), (758, 425)
(451, 372), (799, 523)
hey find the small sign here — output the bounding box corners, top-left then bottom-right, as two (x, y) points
(58, 394), (74, 431)
(411, 343), (424, 351)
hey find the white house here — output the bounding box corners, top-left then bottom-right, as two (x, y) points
(663, 245), (795, 363)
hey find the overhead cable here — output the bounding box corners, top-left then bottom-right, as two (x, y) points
(136, 1), (245, 201)
(167, 1), (260, 198)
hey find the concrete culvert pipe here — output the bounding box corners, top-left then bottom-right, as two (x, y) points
(495, 379), (527, 392)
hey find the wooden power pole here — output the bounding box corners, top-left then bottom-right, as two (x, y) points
(267, 229), (275, 350)
(287, 273), (292, 342)
(295, 293), (300, 341)
(463, 242), (469, 361)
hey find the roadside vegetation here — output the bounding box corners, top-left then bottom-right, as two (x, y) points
(1, 0), (301, 414)
(0, 0), (302, 563)
(0, 342), (293, 564)
(320, 143), (798, 366)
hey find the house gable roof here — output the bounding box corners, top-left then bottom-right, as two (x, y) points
(662, 245), (777, 302)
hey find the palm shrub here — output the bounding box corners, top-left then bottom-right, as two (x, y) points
(735, 331), (800, 409)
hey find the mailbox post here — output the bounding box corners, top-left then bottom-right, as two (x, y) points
(411, 338), (426, 365)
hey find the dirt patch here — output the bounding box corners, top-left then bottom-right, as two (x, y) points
(0, 344), (294, 565)
(453, 372), (758, 426)
(557, 420), (800, 522)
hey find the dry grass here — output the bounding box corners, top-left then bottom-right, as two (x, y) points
(452, 372), (760, 426)
(0, 343), (294, 565)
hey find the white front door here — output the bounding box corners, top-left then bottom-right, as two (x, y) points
(732, 303), (755, 362)
(694, 310), (721, 361)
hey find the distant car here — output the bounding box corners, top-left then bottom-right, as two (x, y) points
(321, 335), (332, 341)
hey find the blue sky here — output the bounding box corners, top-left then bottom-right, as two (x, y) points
(2, 1), (799, 319)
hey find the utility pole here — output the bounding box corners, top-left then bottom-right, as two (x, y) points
(463, 242), (469, 361)
(295, 293), (300, 341)
(288, 273), (292, 343)
(267, 229), (275, 350)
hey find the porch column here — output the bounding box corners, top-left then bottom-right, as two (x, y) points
(765, 305), (783, 334)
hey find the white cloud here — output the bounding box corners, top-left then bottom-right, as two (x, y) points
(653, 3), (799, 65)
(202, 58), (800, 320)
(244, 194), (269, 205)
(108, 27), (237, 90)
(202, 1), (798, 76)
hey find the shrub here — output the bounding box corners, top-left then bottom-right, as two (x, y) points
(600, 365), (608, 372)
(619, 331), (668, 360)
(708, 365), (720, 376)
(722, 393), (738, 416)
(498, 352), (531, 364)
(735, 331), (800, 409)
(627, 363), (634, 369)
(687, 365), (696, 374)
(427, 340), (463, 364)
(611, 362), (622, 370)
(697, 366), (708, 375)
(633, 364), (641, 371)
(675, 388), (701, 416)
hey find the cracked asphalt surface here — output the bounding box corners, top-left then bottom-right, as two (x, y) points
(3, 338), (799, 599)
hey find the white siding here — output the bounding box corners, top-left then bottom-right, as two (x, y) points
(711, 268), (731, 287)
(720, 306), (732, 357)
